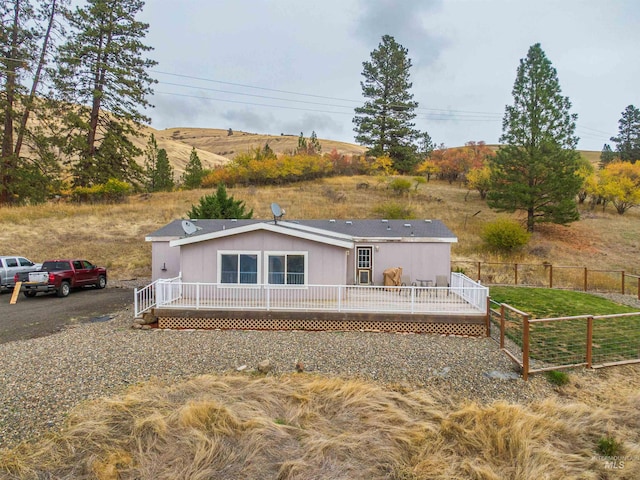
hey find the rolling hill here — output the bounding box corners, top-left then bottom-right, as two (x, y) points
(134, 126), (368, 176)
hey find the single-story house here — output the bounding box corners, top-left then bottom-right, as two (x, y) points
(145, 218), (457, 287)
(139, 217), (489, 336)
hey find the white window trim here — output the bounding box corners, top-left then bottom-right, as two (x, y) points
(217, 250), (261, 286)
(264, 251), (308, 287)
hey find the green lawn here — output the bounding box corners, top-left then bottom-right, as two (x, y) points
(488, 287), (640, 365)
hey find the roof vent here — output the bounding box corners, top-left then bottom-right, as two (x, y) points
(387, 225), (391, 230)
(404, 223), (411, 228)
(424, 219), (432, 223)
(346, 221), (353, 225)
(381, 219), (388, 223)
(329, 219), (336, 223)
(231, 219), (237, 222)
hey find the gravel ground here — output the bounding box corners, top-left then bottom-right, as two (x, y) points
(0, 304), (560, 450)
(2, 288), (638, 450)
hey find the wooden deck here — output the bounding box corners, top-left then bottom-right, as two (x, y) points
(136, 274), (489, 336)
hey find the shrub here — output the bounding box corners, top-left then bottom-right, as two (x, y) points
(373, 202), (415, 219)
(544, 370), (570, 387)
(187, 184), (253, 219)
(70, 178), (132, 203)
(388, 178), (412, 195)
(481, 218), (530, 252)
(597, 436), (622, 456)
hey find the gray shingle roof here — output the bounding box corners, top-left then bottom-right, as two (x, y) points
(147, 218), (456, 242)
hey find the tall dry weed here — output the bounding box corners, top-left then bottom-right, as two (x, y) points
(1, 372), (638, 479)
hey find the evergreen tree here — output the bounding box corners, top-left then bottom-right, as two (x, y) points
(610, 105), (640, 163)
(0, 0), (66, 204)
(155, 148), (174, 191)
(599, 143), (617, 168)
(53, 0), (156, 187)
(187, 184), (253, 219)
(182, 147), (204, 189)
(487, 43), (582, 233)
(309, 131), (321, 155)
(143, 133), (159, 192)
(417, 131), (435, 158)
(353, 35), (421, 173)
(91, 120), (143, 185)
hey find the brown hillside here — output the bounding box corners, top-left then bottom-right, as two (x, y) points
(149, 127), (366, 161)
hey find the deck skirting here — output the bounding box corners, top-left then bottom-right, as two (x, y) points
(152, 308), (488, 337)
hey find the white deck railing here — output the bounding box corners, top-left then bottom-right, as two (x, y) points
(135, 272), (488, 317)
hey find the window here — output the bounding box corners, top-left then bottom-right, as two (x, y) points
(266, 253), (306, 285)
(18, 258), (33, 267)
(6, 258), (18, 267)
(219, 252), (259, 284)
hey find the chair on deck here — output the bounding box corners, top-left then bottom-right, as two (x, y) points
(435, 275), (449, 296)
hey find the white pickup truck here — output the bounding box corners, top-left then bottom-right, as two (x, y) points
(0, 256), (41, 291)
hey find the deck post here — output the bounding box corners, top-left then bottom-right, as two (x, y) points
(338, 285), (342, 312)
(485, 296), (490, 337)
(266, 285), (270, 311)
(411, 287), (415, 314)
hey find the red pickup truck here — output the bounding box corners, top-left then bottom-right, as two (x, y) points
(15, 259), (107, 298)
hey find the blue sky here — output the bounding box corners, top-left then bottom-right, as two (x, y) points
(140, 0), (640, 151)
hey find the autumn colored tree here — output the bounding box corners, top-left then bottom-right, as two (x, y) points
(466, 165), (492, 200)
(598, 161), (640, 214)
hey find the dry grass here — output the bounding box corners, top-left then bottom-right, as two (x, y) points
(1, 371), (638, 479)
(2, 175), (640, 281)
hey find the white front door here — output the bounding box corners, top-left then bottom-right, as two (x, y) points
(356, 246), (373, 284)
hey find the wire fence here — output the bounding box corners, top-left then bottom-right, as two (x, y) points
(453, 261), (640, 298)
(492, 304), (640, 379)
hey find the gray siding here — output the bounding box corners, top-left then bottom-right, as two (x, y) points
(354, 242), (451, 285)
(151, 241), (181, 280)
(180, 230), (348, 284)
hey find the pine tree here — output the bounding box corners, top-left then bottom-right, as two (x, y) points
(610, 105), (640, 163)
(487, 43), (582, 232)
(187, 184), (253, 219)
(143, 133), (159, 192)
(0, 0), (66, 204)
(182, 147), (204, 189)
(155, 148), (174, 191)
(53, 0), (156, 187)
(353, 35), (421, 173)
(599, 143), (617, 168)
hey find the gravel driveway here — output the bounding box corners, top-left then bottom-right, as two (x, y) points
(0, 285), (134, 344)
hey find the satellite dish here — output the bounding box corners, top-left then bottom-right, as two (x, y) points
(271, 202), (285, 223)
(181, 220), (201, 235)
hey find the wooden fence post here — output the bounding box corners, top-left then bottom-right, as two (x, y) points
(584, 267), (588, 291)
(549, 264), (553, 289)
(477, 261), (481, 282)
(500, 304), (505, 349)
(621, 271), (625, 295)
(522, 314), (530, 381)
(586, 316), (593, 368)
(514, 263), (518, 285)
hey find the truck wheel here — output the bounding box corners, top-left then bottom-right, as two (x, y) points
(23, 291), (37, 298)
(96, 275), (107, 289)
(57, 281), (71, 297)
